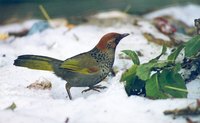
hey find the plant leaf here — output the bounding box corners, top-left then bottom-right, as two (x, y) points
(122, 50), (140, 65)
(150, 45), (167, 62)
(120, 65), (145, 96)
(159, 70), (187, 98)
(136, 61), (168, 81)
(120, 65), (137, 83)
(145, 70), (187, 99)
(168, 45), (184, 63)
(136, 62), (155, 81)
(145, 73), (168, 99)
(185, 35), (200, 57)
(172, 63), (181, 72)
(154, 61), (169, 68)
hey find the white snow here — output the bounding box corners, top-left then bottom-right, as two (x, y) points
(91, 11), (128, 19)
(144, 4), (200, 26)
(0, 4), (200, 123)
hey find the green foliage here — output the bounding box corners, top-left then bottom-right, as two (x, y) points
(136, 63), (154, 81)
(168, 45), (184, 63)
(158, 70), (187, 98)
(185, 35), (200, 57)
(122, 50), (140, 65)
(121, 34), (200, 99)
(136, 62), (169, 81)
(120, 65), (145, 96)
(150, 45), (167, 62)
(146, 70), (187, 99)
(146, 73), (168, 99)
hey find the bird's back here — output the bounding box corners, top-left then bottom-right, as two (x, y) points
(53, 48), (114, 87)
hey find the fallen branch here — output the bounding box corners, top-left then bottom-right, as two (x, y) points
(164, 99), (200, 116)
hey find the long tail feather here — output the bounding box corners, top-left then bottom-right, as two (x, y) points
(14, 55), (62, 71)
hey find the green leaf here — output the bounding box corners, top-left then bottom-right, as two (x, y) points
(145, 70), (187, 99)
(136, 61), (168, 81)
(125, 78), (145, 96)
(185, 35), (200, 57)
(168, 45), (184, 63)
(136, 46), (168, 81)
(145, 73), (168, 99)
(5, 102), (16, 111)
(172, 63), (181, 72)
(120, 65), (145, 96)
(122, 50), (140, 65)
(150, 45), (167, 62)
(136, 62), (155, 81)
(154, 61), (169, 69)
(121, 65), (137, 83)
(159, 70), (187, 98)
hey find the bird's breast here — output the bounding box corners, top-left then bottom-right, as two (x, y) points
(90, 48), (115, 66)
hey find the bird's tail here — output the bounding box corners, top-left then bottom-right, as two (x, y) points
(14, 55), (62, 71)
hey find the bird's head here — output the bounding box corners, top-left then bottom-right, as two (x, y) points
(96, 32), (129, 51)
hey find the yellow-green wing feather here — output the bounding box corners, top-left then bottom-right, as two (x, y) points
(60, 53), (99, 75)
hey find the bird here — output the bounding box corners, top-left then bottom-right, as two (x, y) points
(14, 32), (129, 100)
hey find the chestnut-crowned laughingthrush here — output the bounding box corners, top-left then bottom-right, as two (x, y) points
(14, 32), (129, 100)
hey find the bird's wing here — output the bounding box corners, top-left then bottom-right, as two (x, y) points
(60, 53), (99, 75)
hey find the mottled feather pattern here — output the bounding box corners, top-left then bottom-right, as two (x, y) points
(13, 33), (129, 100)
(89, 47), (115, 78)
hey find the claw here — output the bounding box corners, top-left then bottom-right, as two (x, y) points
(65, 83), (72, 100)
(82, 85), (107, 93)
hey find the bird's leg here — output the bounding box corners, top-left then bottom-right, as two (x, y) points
(110, 68), (116, 77)
(81, 85), (107, 93)
(65, 83), (72, 100)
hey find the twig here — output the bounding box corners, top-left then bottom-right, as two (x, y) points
(39, 5), (51, 22)
(186, 117), (198, 123)
(164, 100), (200, 116)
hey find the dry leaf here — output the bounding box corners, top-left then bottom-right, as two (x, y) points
(5, 102), (16, 111)
(143, 33), (173, 47)
(0, 33), (9, 40)
(27, 78), (52, 90)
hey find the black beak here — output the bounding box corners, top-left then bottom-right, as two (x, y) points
(115, 33), (129, 44)
(120, 33), (129, 38)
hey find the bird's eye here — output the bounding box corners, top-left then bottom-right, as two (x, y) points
(107, 41), (115, 49)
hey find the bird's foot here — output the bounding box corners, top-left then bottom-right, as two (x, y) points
(81, 85), (107, 93)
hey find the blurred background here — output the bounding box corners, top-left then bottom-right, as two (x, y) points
(0, 0), (200, 24)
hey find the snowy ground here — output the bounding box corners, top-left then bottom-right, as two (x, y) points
(0, 4), (200, 123)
